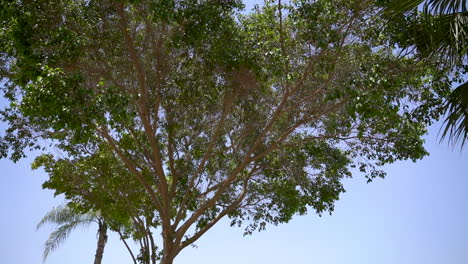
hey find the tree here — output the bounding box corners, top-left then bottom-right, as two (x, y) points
(382, 0), (468, 146)
(32, 150), (154, 264)
(0, 1), (457, 263)
(37, 205), (108, 264)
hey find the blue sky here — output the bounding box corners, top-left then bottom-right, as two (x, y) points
(1, 1), (467, 263)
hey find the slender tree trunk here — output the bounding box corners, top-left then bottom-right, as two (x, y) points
(94, 220), (108, 264)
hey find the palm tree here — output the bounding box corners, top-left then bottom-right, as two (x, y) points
(37, 204), (108, 264)
(383, 0), (468, 147)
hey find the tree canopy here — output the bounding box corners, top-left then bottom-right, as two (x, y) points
(0, 0), (460, 263)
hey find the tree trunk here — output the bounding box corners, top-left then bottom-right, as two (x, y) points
(160, 247), (175, 264)
(94, 220), (108, 264)
(160, 257), (174, 264)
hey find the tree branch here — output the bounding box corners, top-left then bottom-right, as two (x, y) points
(116, 4), (173, 253)
(176, 165), (258, 255)
(173, 89), (236, 229)
(97, 127), (163, 212)
(117, 230), (138, 264)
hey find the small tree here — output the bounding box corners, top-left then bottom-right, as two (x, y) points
(0, 1), (458, 263)
(37, 205), (108, 264)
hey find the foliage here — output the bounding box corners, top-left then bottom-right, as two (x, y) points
(0, 0), (457, 263)
(36, 205), (95, 262)
(381, 0), (468, 147)
(37, 204), (112, 264)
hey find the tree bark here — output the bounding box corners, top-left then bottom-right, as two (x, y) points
(160, 243), (176, 264)
(94, 220), (108, 264)
(161, 256), (174, 264)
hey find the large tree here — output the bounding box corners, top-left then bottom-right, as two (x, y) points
(0, 0), (458, 263)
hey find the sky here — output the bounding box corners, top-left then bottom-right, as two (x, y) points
(1, 1), (467, 264)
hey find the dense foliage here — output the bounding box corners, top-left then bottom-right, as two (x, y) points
(0, 0), (457, 263)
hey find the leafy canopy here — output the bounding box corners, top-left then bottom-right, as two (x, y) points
(0, 0), (456, 263)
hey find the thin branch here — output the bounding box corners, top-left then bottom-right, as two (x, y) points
(278, 0), (286, 58)
(176, 165), (258, 254)
(98, 127), (163, 212)
(117, 230), (138, 264)
(116, 2), (169, 200)
(116, 4), (173, 250)
(173, 89), (236, 228)
(252, 100), (348, 162)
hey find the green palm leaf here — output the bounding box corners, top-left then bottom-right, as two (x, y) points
(41, 219), (94, 261)
(37, 205), (95, 228)
(384, 0), (467, 61)
(384, 0), (467, 14)
(37, 205), (95, 262)
(440, 81), (468, 147)
(424, 0), (467, 14)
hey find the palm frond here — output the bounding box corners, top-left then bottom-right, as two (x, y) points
(383, 0), (467, 15)
(37, 204), (97, 262)
(383, 0), (425, 15)
(424, 0), (467, 14)
(37, 205), (95, 230)
(447, 12), (468, 53)
(42, 219), (94, 261)
(382, 1), (468, 63)
(440, 81), (468, 147)
(414, 12), (468, 64)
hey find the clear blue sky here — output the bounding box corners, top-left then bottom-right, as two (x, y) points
(1, 1), (467, 264)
